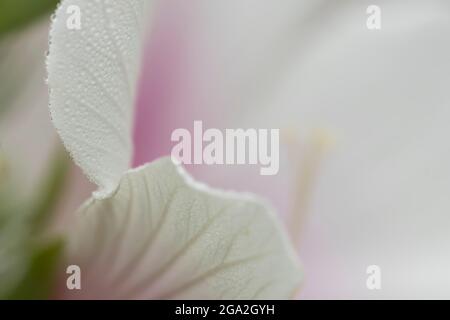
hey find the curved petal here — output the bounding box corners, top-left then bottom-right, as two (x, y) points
(61, 158), (301, 299)
(47, 0), (152, 198)
(132, 0), (326, 220)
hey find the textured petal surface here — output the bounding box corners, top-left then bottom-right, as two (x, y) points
(61, 158), (301, 299)
(47, 0), (151, 197)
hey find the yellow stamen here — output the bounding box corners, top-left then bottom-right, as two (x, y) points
(283, 128), (335, 246)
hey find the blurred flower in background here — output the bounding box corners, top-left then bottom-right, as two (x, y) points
(0, 0), (92, 299)
(1, 0), (450, 299)
(133, 0), (450, 299)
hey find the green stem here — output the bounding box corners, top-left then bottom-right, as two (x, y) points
(30, 145), (70, 233)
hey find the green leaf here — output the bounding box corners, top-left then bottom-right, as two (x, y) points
(5, 239), (64, 300)
(30, 147), (70, 232)
(0, 0), (60, 37)
(0, 147), (69, 299)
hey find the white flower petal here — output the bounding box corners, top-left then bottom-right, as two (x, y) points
(47, 0), (152, 197)
(62, 158), (301, 299)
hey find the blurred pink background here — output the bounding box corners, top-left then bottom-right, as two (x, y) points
(3, 0), (450, 299)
